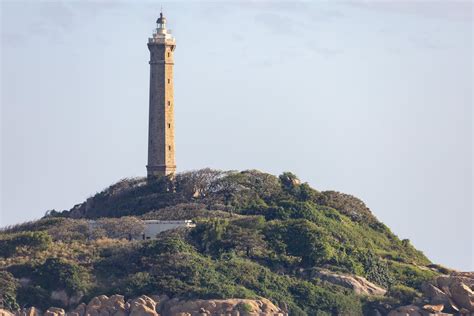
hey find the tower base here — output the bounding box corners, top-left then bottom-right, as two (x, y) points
(146, 165), (176, 178)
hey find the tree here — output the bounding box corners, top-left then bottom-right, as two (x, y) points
(94, 217), (145, 239)
(265, 220), (335, 266)
(0, 231), (52, 257)
(0, 271), (19, 311)
(34, 258), (91, 296)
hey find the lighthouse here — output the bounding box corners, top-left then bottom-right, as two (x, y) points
(146, 12), (176, 178)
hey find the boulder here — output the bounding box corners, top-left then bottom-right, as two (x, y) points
(0, 309), (14, 316)
(422, 283), (450, 306)
(44, 307), (65, 316)
(387, 305), (422, 316)
(450, 282), (474, 311)
(14, 307), (42, 316)
(69, 303), (86, 316)
(85, 297), (103, 316)
(129, 296), (158, 316)
(422, 272), (474, 313)
(150, 295), (168, 313)
(107, 295), (127, 316)
(422, 304), (444, 313)
(12, 295), (286, 316)
(312, 269), (386, 296)
(161, 298), (283, 315)
(129, 305), (156, 316)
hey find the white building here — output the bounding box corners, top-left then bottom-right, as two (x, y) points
(142, 220), (195, 239)
(87, 219), (195, 240)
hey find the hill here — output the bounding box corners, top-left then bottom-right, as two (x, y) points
(0, 169), (468, 315)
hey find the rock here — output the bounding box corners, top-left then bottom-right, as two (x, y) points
(387, 305), (422, 316)
(44, 307), (65, 316)
(51, 290), (70, 307)
(0, 309), (14, 316)
(70, 303), (86, 316)
(450, 282), (474, 311)
(13, 295), (285, 316)
(312, 269), (387, 296)
(129, 296), (158, 316)
(422, 272), (474, 313)
(422, 304), (444, 313)
(129, 305), (157, 316)
(150, 295), (168, 313)
(161, 298), (283, 315)
(422, 283), (450, 306)
(14, 307), (42, 316)
(103, 295), (126, 311)
(86, 297), (103, 316)
(51, 291), (83, 308)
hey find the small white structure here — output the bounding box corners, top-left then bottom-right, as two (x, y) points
(86, 219), (195, 240)
(142, 220), (195, 240)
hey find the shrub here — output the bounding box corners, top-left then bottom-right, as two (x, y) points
(0, 271), (19, 311)
(388, 261), (437, 290)
(94, 217), (145, 240)
(264, 219), (335, 266)
(0, 231), (52, 257)
(357, 251), (394, 288)
(387, 284), (421, 305)
(289, 281), (363, 315)
(47, 219), (89, 241)
(34, 258), (91, 295)
(238, 302), (253, 313)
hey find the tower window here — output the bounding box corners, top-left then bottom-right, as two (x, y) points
(168, 101), (171, 106)
(167, 52), (170, 57)
(168, 123), (171, 128)
(168, 145), (171, 151)
(168, 79), (170, 84)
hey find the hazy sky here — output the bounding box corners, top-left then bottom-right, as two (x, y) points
(1, 1), (472, 270)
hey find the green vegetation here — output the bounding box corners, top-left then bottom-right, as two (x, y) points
(0, 231), (52, 258)
(0, 169), (439, 315)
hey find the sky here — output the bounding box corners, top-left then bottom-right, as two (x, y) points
(1, 1), (472, 271)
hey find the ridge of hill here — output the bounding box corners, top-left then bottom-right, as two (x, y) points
(0, 169), (462, 315)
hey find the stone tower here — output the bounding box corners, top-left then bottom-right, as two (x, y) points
(147, 12), (176, 178)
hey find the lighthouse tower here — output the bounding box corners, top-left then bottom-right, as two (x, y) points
(147, 12), (176, 178)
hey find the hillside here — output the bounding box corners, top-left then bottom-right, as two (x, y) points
(0, 169), (468, 315)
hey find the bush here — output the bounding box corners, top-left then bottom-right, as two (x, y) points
(357, 251), (394, 288)
(47, 219), (89, 241)
(388, 261), (437, 290)
(93, 217), (145, 240)
(190, 219), (267, 257)
(0, 231), (52, 257)
(289, 281), (363, 315)
(387, 284), (421, 305)
(264, 219), (335, 266)
(0, 271), (19, 311)
(34, 258), (91, 296)
(16, 285), (50, 310)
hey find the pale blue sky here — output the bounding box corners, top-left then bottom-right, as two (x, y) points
(1, 1), (472, 270)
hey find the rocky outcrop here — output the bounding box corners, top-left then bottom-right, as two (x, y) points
(129, 296), (157, 316)
(311, 269), (387, 296)
(160, 297), (283, 315)
(7, 295), (286, 316)
(387, 272), (474, 316)
(80, 294), (129, 316)
(422, 272), (474, 313)
(14, 307), (42, 316)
